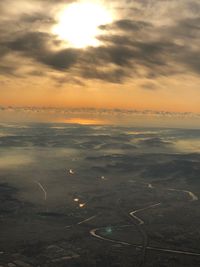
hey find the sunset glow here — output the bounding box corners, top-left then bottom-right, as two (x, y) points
(63, 118), (108, 125)
(0, 0), (200, 119)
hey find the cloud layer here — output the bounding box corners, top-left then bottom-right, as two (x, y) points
(0, 0), (200, 84)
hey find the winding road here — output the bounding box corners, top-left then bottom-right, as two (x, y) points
(167, 188), (198, 201)
(89, 181), (200, 265)
(90, 226), (200, 257)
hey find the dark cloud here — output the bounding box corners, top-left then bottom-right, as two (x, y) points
(0, 65), (17, 76)
(43, 49), (79, 70)
(100, 19), (152, 32)
(6, 32), (79, 70)
(20, 13), (56, 26)
(54, 76), (85, 86)
(171, 17), (200, 39)
(0, 0), (200, 84)
(81, 66), (126, 83)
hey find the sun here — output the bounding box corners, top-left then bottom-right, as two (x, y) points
(52, 1), (113, 48)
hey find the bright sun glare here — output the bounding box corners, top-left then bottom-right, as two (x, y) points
(53, 1), (113, 48)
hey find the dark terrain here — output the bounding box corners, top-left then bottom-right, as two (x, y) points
(0, 123), (200, 266)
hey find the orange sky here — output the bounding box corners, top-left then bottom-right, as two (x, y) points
(1, 74), (200, 113)
(0, 0), (200, 114)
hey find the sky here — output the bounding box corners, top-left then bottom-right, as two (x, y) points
(0, 0), (200, 114)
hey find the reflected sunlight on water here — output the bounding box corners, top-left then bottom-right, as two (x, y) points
(175, 139), (200, 153)
(79, 203), (86, 208)
(62, 118), (109, 125)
